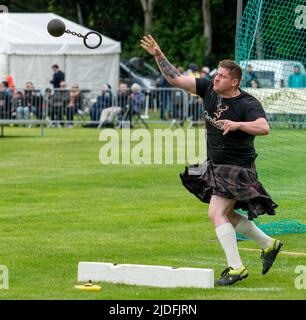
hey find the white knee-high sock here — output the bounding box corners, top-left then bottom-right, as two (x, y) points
(215, 222), (243, 270)
(235, 214), (273, 249)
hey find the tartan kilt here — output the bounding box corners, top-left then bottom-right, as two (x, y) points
(179, 160), (278, 220)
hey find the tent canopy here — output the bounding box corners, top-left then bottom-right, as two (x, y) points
(0, 13), (121, 55)
(0, 13), (121, 90)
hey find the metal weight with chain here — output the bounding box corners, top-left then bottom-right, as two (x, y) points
(47, 19), (102, 49)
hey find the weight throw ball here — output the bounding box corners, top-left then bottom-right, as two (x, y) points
(47, 19), (66, 37)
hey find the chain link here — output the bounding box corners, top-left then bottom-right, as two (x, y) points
(65, 29), (84, 38)
(64, 29), (102, 49)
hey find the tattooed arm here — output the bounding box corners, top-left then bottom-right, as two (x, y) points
(140, 34), (196, 94)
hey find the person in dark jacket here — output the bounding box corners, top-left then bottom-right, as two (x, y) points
(50, 64), (65, 89)
(245, 64), (257, 87)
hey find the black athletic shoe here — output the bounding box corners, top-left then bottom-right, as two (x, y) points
(216, 266), (248, 286)
(261, 239), (283, 275)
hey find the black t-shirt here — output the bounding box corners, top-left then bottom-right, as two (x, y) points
(196, 78), (267, 166)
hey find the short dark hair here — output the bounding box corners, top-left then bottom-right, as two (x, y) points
(218, 59), (242, 84)
(52, 64), (59, 69)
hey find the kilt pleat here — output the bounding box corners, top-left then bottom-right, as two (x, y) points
(179, 160), (278, 220)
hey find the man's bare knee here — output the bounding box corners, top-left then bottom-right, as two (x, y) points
(208, 195), (236, 226)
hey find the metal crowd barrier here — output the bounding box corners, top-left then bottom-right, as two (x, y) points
(1, 87), (304, 129)
(0, 88), (47, 136)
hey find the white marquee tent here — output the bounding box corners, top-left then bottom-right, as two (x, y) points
(0, 13), (121, 91)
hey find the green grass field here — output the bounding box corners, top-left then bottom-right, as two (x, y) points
(0, 126), (305, 300)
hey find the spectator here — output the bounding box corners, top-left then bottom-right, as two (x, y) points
(6, 76), (15, 96)
(288, 65), (305, 127)
(288, 64), (306, 88)
(177, 66), (185, 75)
(66, 83), (82, 128)
(171, 65), (185, 121)
(245, 64), (257, 87)
(158, 73), (172, 120)
(44, 88), (53, 121)
(52, 81), (69, 127)
(0, 81), (12, 119)
(99, 83), (129, 127)
(2, 80), (13, 97)
(23, 81), (44, 120)
(129, 83), (145, 121)
(184, 63), (200, 78)
(90, 84), (113, 122)
(11, 91), (24, 119)
(172, 89), (184, 123)
(184, 64), (201, 121)
(116, 83), (130, 112)
(251, 79), (260, 88)
(50, 64), (65, 89)
(14, 91), (30, 121)
(200, 66), (212, 80)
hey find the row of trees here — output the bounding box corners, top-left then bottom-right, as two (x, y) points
(3, 0), (238, 69)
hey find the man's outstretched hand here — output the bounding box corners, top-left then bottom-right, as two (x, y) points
(140, 34), (162, 57)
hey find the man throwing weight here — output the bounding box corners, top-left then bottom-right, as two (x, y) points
(140, 35), (283, 286)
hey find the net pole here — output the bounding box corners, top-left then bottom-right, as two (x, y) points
(236, 0), (243, 33)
